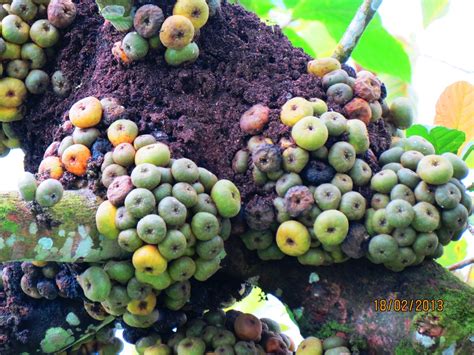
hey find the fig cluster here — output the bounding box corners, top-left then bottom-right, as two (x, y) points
(233, 56), (471, 270)
(132, 309), (296, 355)
(112, 0), (221, 67)
(0, 0), (75, 157)
(89, 142), (241, 327)
(365, 138), (471, 271)
(234, 100), (371, 266)
(17, 96), (241, 326)
(130, 308), (355, 355)
(18, 260), (64, 300)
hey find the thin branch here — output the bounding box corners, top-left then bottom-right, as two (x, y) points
(448, 257), (474, 271)
(333, 0), (383, 63)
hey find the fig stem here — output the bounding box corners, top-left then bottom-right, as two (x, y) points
(333, 0), (383, 63)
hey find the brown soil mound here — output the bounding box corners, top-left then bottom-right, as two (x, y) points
(17, 0), (390, 202)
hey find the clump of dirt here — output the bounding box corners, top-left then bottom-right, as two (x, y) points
(17, 0), (389, 203)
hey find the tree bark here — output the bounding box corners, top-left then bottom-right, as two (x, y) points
(0, 189), (472, 354)
(333, 0), (383, 63)
(0, 190), (125, 263)
(224, 244), (474, 354)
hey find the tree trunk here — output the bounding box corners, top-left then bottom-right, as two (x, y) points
(1, 190), (472, 354)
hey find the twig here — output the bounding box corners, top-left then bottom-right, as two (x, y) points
(447, 257), (474, 271)
(333, 0), (383, 63)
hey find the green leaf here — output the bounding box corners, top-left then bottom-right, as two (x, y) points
(293, 0), (359, 38)
(101, 5), (133, 32)
(352, 16), (411, 82)
(95, 0), (132, 14)
(284, 0), (299, 8)
(406, 124), (466, 154)
(283, 27), (316, 57)
(429, 126), (466, 154)
(230, 0), (274, 17)
(437, 237), (467, 267)
(293, 0), (411, 82)
(406, 124), (431, 141)
(461, 142), (474, 168)
(421, 0), (450, 28)
(292, 20), (337, 58)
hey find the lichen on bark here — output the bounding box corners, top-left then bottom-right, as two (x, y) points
(0, 191), (125, 262)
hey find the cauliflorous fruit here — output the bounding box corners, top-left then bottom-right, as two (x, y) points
(18, 172), (37, 201)
(307, 57), (341, 77)
(173, 0), (209, 29)
(123, 32), (149, 61)
(159, 15), (195, 50)
(133, 244), (168, 276)
(442, 152), (469, 180)
(11, 0), (38, 22)
(51, 70), (71, 96)
(313, 210), (349, 246)
(108, 119), (139, 146)
(326, 83), (353, 105)
(158, 196), (188, 226)
(165, 42), (199, 66)
(280, 97), (313, 127)
(96, 200), (120, 239)
(135, 142), (171, 166)
(347, 119), (370, 154)
(30, 19), (59, 48)
(61, 143), (91, 176)
(38, 156), (63, 179)
(417, 155), (453, 185)
(137, 214), (167, 244)
(127, 293), (157, 316)
(234, 313), (262, 342)
(368, 234), (398, 263)
(134, 4), (164, 38)
(211, 179), (241, 218)
(320, 111), (347, 136)
(47, 0), (77, 28)
(0, 77), (27, 107)
(386, 199), (414, 228)
(159, 229), (187, 260)
(35, 178), (63, 207)
(78, 266), (112, 302)
(296, 337), (323, 355)
(354, 71), (381, 101)
(328, 142), (356, 173)
(69, 96), (102, 128)
(2, 15), (30, 44)
(344, 98), (372, 124)
(6, 59), (29, 80)
(412, 202), (440, 232)
(239, 104), (270, 135)
(276, 220), (311, 256)
(291, 116), (328, 151)
(125, 188), (157, 219)
(389, 97), (414, 129)
(25, 69), (49, 94)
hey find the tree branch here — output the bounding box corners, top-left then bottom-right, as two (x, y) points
(223, 239), (474, 353)
(0, 190), (125, 263)
(333, 0), (383, 63)
(448, 257), (474, 271)
(0, 187), (473, 353)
